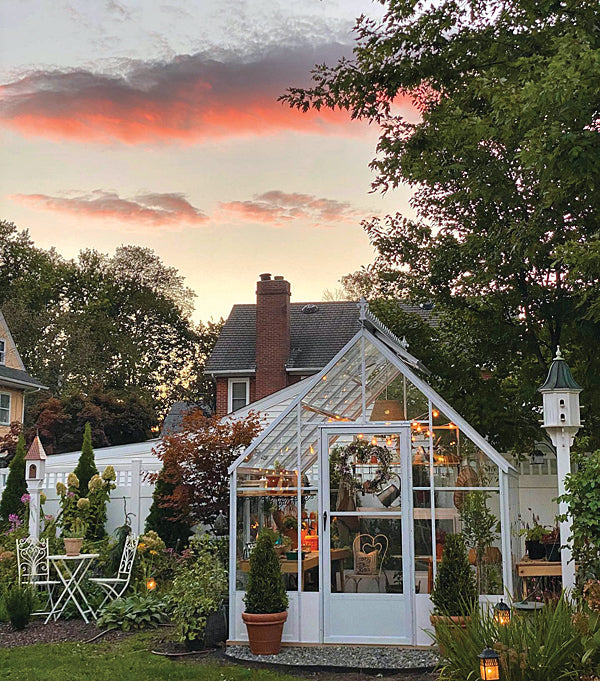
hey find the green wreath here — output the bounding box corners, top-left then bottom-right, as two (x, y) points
(331, 439), (393, 493)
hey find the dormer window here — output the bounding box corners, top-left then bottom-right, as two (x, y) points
(228, 378), (249, 413)
(0, 339), (5, 365)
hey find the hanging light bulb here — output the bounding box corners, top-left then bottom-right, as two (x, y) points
(371, 437), (378, 446)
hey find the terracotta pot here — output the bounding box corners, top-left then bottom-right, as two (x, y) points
(242, 611), (288, 655)
(63, 537), (83, 557)
(436, 543), (444, 560)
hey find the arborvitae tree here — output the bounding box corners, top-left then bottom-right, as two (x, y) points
(431, 533), (477, 617)
(73, 422), (98, 496)
(244, 529), (288, 615)
(145, 472), (192, 550)
(0, 433), (28, 522)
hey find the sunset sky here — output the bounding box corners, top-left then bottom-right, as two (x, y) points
(0, 0), (415, 322)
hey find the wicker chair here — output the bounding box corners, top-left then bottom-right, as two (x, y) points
(344, 533), (389, 593)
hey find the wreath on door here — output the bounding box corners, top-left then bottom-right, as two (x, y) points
(331, 439), (394, 493)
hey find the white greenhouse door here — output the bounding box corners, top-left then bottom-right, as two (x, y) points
(320, 426), (415, 645)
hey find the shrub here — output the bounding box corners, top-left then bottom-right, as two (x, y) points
(5, 584), (35, 630)
(0, 434), (28, 523)
(97, 593), (168, 631)
(432, 597), (581, 681)
(168, 534), (228, 644)
(244, 529), (288, 615)
(73, 422), (98, 495)
(431, 533), (477, 616)
(145, 472), (192, 550)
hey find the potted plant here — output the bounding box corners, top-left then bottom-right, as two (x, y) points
(519, 510), (549, 559)
(541, 525), (561, 562)
(242, 529), (289, 655)
(266, 460), (283, 488)
(459, 491), (499, 594)
(430, 533), (477, 634)
(282, 515), (298, 549)
(63, 517), (87, 556)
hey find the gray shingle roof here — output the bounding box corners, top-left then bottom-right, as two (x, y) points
(205, 300), (435, 375)
(0, 365), (47, 390)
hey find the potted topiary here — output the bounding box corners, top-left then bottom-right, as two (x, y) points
(242, 529), (289, 655)
(430, 533), (477, 634)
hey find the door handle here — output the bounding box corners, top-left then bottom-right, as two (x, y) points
(323, 511), (328, 530)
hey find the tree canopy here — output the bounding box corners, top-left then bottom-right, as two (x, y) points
(283, 0), (600, 452)
(0, 221), (223, 428)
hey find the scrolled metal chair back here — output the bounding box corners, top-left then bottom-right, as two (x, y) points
(17, 537), (51, 584)
(118, 534), (138, 578)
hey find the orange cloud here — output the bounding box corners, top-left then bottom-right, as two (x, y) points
(11, 190), (208, 226)
(0, 44), (385, 145)
(220, 190), (363, 226)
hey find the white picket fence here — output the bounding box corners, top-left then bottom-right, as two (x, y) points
(0, 458), (162, 536)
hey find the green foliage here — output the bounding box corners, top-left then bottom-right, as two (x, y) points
(73, 422), (98, 496)
(97, 593), (168, 631)
(244, 529), (288, 615)
(433, 597), (581, 681)
(283, 1), (600, 452)
(0, 434), (28, 522)
(168, 534), (228, 643)
(144, 472), (192, 550)
(5, 584), (35, 630)
(431, 533), (477, 616)
(459, 491), (499, 594)
(559, 450), (600, 586)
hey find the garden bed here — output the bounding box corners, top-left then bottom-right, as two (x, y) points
(0, 619), (130, 648)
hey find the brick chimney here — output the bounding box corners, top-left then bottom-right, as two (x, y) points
(255, 273), (290, 400)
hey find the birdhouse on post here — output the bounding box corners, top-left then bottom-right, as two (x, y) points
(25, 434), (47, 539)
(538, 347), (582, 592)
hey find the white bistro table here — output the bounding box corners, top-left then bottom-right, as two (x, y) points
(45, 553), (100, 624)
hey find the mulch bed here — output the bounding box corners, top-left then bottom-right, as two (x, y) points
(0, 619), (130, 648)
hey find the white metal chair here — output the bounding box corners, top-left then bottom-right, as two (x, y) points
(90, 534), (138, 609)
(345, 533), (389, 593)
(16, 537), (60, 618)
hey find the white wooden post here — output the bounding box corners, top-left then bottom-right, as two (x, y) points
(539, 347), (582, 593)
(130, 458), (142, 536)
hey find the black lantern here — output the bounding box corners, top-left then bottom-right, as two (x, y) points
(214, 511), (229, 536)
(493, 599), (511, 626)
(530, 448), (546, 465)
(479, 648), (500, 680)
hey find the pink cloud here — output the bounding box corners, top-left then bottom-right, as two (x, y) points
(11, 190), (208, 226)
(220, 190), (362, 226)
(0, 44), (391, 145)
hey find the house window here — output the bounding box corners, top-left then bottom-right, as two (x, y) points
(0, 339), (5, 365)
(0, 393), (10, 425)
(228, 379), (249, 413)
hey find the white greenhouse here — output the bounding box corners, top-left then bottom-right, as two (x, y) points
(228, 303), (520, 646)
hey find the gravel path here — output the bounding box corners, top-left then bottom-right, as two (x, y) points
(226, 645), (439, 672)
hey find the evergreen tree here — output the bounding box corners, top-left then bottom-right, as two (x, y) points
(0, 434), (28, 522)
(73, 422), (98, 496)
(145, 472), (192, 550)
(244, 529), (288, 615)
(431, 533), (477, 617)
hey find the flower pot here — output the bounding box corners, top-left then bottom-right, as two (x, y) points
(63, 537), (83, 556)
(242, 611), (288, 655)
(430, 614), (470, 656)
(266, 475), (280, 488)
(545, 542), (561, 562)
(436, 543), (444, 560)
(526, 540), (545, 560)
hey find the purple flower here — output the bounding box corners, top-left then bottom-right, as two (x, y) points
(67, 491), (76, 498)
(44, 514), (54, 522)
(7, 514), (22, 532)
(21, 494), (31, 504)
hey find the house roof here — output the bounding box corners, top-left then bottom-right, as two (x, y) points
(205, 300), (435, 375)
(0, 365), (47, 390)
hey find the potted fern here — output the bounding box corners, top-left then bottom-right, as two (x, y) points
(430, 533), (477, 633)
(242, 529), (288, 655)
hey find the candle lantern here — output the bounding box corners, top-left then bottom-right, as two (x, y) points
(146, 577), (157, 591)
(479, 648), (500, 680)
(214, 510), (229, 537)
(493, 599), (511, 626)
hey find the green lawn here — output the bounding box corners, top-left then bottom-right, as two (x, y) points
(0, 634), (298, 681)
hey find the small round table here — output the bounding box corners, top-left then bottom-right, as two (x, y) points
(45, 553), (100, 624)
